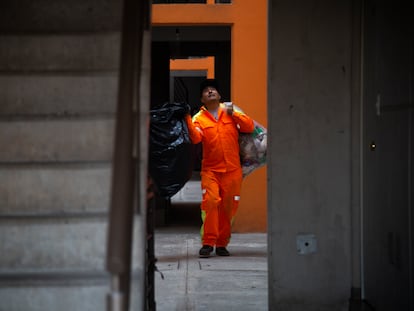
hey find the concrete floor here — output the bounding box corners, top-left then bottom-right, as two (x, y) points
(153, 202), (267, 311)
(153, 203), (372, 311)
(154, 227), (268, 311)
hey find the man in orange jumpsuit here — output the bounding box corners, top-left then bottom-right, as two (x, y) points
(185, 79), (254, 258)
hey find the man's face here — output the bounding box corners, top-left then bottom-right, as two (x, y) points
(201, 86), (221, 104)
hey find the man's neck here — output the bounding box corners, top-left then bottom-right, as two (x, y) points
(204, 101), (220, 111)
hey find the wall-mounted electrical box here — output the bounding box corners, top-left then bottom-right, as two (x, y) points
(296, 233), (317, 255)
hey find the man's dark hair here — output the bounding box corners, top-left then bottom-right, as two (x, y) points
(199, 79), (220, 96)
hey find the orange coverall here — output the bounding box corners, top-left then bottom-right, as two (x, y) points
(186, 104), (254, 247)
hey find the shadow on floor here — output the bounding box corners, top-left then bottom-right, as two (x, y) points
(155, 201), (201, 229)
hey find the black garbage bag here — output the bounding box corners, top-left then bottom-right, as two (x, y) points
(149, 102), (193, 198)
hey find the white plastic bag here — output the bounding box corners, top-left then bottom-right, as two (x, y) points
(233, 105), (267, 177)
(239, 120), (267, 177)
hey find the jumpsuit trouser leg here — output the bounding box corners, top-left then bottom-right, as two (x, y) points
(200, 169), (243, 247)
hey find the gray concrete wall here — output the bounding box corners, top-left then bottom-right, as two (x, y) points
(0, 1), (147, 310)
(0, 75), (117, 115)
(267, 1), (353, 310)
(0, 217), (145, 311)
(0, 0), (122, 32)
(0, 120), (114, 162)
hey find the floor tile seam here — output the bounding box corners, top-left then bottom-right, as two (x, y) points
(196, 270), (268, 274)
(175, 290), (269, 297)
(183, 268), (267, 279)
(184, 239), (190, 296)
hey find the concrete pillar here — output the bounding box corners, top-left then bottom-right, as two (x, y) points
(267, 1), (353, 310)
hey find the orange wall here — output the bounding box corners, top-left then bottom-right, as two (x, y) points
(170, 57), (215, 78)
(152, 1), (268, 232)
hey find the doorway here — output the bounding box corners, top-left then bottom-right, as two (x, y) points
(362, 1), (413, 309)
(151, 25), (231, 227)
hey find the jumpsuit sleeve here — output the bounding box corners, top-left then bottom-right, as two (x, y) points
(231, 111), (255, 133)
(185, 114), (202, 144)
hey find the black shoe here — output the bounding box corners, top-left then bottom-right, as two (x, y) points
(216, 247), (230, 256)
(199, 245), (214, 258)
